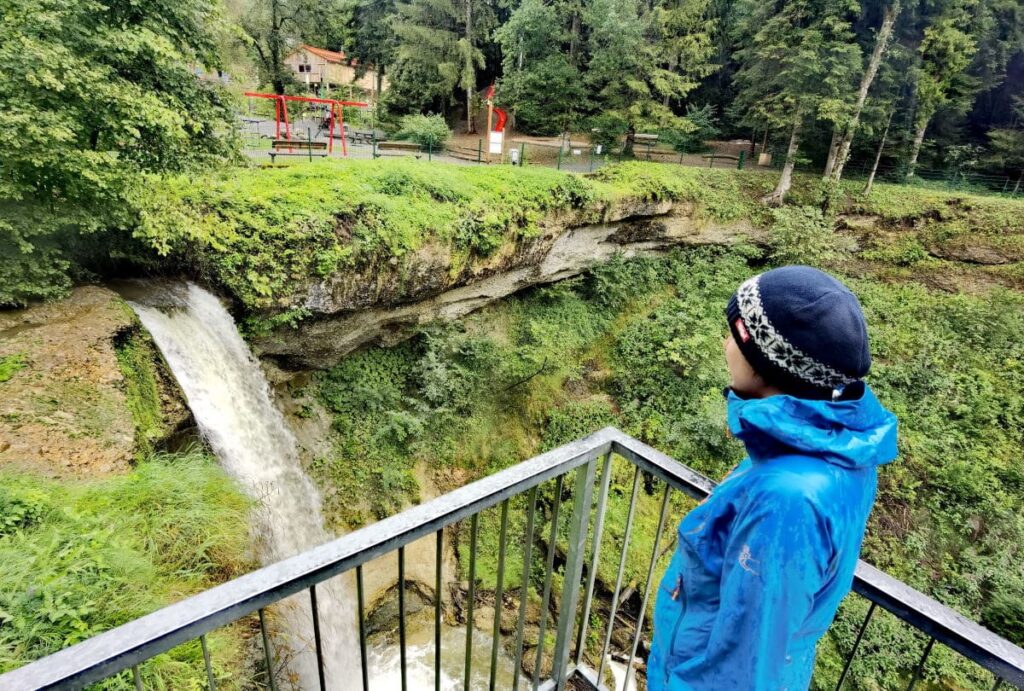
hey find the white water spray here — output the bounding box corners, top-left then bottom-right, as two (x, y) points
(129, 282), (358, 689)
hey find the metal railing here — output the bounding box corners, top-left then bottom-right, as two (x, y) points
(2, 428), (1023, 690)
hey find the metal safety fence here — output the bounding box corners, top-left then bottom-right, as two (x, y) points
(6, 428), (1021, 690)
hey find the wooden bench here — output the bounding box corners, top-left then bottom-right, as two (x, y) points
(633, 133), (659, 159)
(374, 141), (424, 158)
(345, 128), (386, 144)
(268, 139), (328, 163)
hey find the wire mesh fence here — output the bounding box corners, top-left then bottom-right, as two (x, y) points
(236, 114), (1022, 199)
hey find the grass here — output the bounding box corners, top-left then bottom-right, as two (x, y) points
(0, 353), (26, 384)
(0, 451), (255, 688)
(132, 159), (1024, 318)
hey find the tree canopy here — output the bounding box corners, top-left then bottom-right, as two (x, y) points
(0, 0), (238, 306)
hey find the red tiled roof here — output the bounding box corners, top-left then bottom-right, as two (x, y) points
(300, 44), (348, 63)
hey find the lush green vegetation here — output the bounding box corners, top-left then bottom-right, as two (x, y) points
(129, 160), (1022, 317)
(0, 0), (238, 308)
(0, 354), (26, 384)
(0, 451), (254, 688)
(136, 159), (596, 311)
(114, 329), (171, 458)
(307, 237), (1024, 688)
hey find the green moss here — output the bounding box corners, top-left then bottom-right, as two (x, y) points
(0, 353), (26, 383)
(0, 451), (254, 687)
(135, 159), (599, 311)
(114, 330), (165, 457)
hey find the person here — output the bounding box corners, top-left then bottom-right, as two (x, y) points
(647, 265), (898, 691)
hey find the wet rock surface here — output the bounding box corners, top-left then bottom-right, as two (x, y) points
(0, 286), (189, 476)
(255, 203), (763, 369)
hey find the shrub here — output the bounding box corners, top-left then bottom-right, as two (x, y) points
(396, 114), (451, 148)
(767, 205), (849, 266)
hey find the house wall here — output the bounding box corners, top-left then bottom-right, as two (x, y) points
(283, 48), (386, 93)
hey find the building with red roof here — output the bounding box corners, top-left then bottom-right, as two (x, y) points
(284, 44), (387, 96)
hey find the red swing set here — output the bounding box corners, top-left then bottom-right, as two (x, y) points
(244, 92), (369, 156)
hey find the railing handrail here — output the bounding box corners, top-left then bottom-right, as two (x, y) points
(3, 427), (1023, 690)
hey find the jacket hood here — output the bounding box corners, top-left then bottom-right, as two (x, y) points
(725, 382), (898, 469)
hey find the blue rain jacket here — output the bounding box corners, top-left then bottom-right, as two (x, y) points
(648, 383), (898, 691)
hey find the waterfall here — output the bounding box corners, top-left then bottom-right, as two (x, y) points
(128, 282), (358, 689)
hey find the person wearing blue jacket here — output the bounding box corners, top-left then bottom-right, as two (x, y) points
(647, 266), (898, 691)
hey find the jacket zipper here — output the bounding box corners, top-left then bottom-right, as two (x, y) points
(665, 573), (687, 685)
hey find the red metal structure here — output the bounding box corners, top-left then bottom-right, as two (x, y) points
(244, 92), (369, 156)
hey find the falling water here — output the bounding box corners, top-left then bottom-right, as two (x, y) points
(128, 282), (358, 689)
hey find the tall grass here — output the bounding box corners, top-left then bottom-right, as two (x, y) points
(0, 450), (255, 688)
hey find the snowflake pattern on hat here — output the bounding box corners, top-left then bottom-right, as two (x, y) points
(735, 276), (858, 389)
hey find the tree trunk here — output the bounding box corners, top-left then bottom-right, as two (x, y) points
(906, 117), (928, 178)
(832, 1), (899, 183)
(623, 126), (636, 156)
(465, 0), (475, 134)
(863, 108), (893, 195)
(750, 130), (757, 156)
(823, 129), (841, 178)
(763, 116), (802, 206)
(269, 0), (285, 95)
(375, 65), (384, 104)
(569, 13), (581, 65)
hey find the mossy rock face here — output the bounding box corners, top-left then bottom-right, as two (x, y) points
(0, 286), (189, 475)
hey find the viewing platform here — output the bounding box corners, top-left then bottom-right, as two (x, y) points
(3, 428), (1022, 690)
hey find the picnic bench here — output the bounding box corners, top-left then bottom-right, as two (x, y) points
(268, 139), (328, 163)
(374, 141), (424, 157)
(633, 133), (659, 159)
(343, 128), (387, 144)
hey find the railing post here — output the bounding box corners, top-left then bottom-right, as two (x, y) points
(905, 637), (936, 691)
(557, 146), (563, 171)
(738, 150), (746, 170)
(435, 528), (443, 691)
(551, 458), (599, 689)
(520, 143), (526, 166)
(835, 602), (875, 690)
(477, 139), (483, 163)
(465, 513), (480, 690)
(623, 484), (673, 691)
(489, 500), (511, 691)
(574, 452), (613, 665)
(534, 474), (566, 690)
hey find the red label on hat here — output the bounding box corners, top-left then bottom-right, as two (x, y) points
(735, 318), (750, 343)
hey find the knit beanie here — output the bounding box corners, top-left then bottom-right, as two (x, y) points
(725, 266), (871, 399)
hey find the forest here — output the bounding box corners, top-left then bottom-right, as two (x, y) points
(239, 0), (1024, 198)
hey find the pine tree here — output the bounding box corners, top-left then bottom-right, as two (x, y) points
(732, 0), (862, 205)
(391, 0), (493, 131)
(494, 0), (586, 135)
(825, 0), (900, 183)
(584, 0), (715, 153)
(904, 1), (978, 177)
